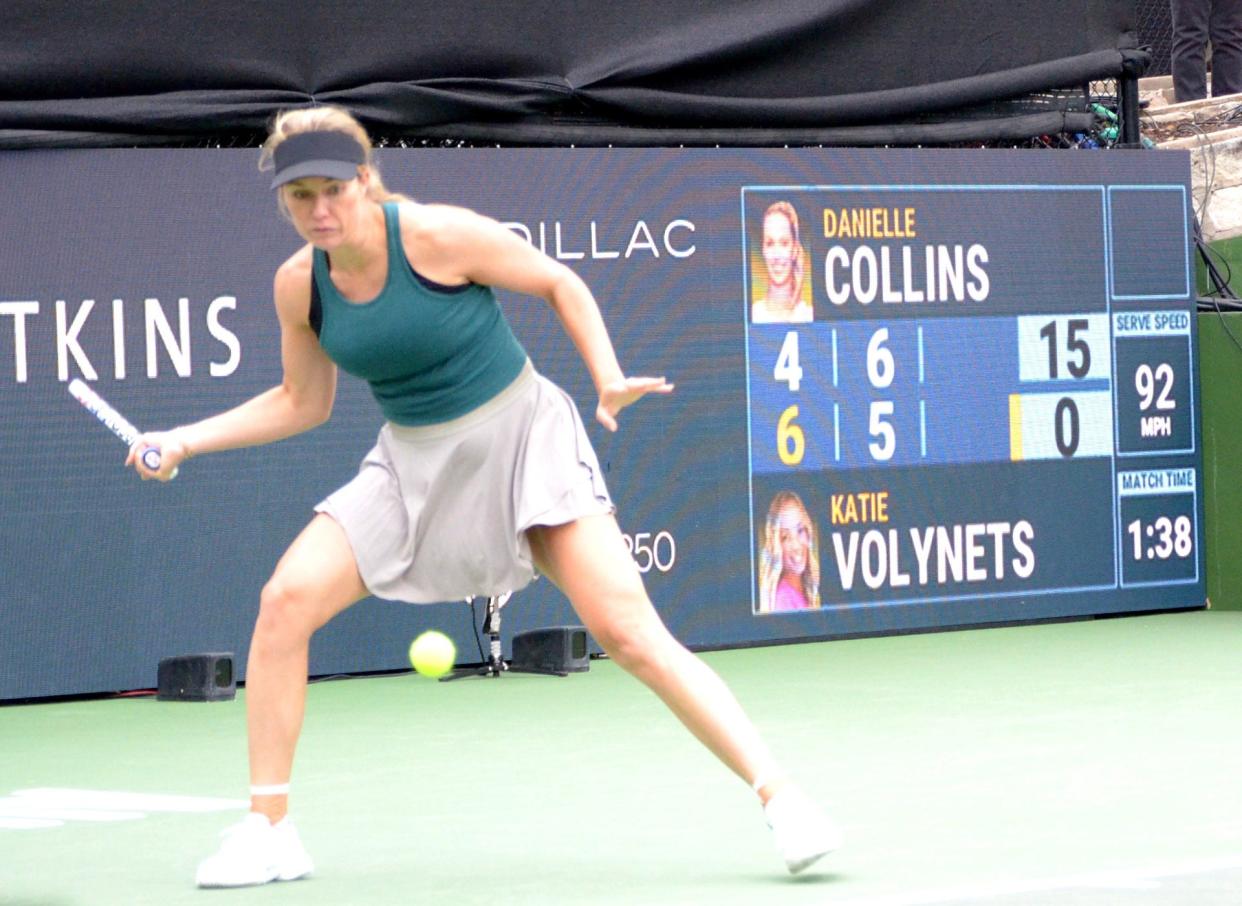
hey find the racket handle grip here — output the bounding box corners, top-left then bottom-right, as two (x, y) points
(139, 446), (179, 480)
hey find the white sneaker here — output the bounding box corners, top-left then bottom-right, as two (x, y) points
(195, 812), (314, 888)
(763, 788), (843, 874)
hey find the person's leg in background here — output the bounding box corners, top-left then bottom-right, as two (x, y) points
(1209, 0), (1242, 95)
(1172, 0), (1212, 101)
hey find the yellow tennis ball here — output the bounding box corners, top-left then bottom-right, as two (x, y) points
(409, 630), (456, 679)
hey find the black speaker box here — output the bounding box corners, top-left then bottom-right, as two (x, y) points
(157, 652), (236, 702)
(511, 626), (589, 673)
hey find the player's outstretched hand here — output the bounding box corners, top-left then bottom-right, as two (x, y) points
(596, 376), (674, 432)
(125, 431), (189, 482)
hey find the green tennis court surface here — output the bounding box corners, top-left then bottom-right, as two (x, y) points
(3, 610), (1240, 905)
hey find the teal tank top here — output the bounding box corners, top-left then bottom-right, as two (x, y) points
(311, 202), (529, 425)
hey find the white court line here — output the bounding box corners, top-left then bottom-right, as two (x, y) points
(0, 801), (143, 822)
(0, 788), (247, 831)
(0, 817), (62, 830)
(11, 788), (247, 812)
(834, 854), (1242, 905)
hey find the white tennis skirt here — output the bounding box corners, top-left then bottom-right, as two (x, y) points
(315, 361), (614, 603)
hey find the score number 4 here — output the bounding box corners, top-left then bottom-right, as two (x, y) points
(774, 331), (806, 465)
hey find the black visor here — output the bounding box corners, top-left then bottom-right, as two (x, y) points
(270, 131), (366, 189)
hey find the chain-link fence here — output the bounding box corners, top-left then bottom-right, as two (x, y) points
(1138, 0), (1173, 76)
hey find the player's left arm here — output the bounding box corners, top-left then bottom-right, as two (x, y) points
(418, 205), (672, 431)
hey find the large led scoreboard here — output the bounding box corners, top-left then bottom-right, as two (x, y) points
(744, 181), (1201, 622)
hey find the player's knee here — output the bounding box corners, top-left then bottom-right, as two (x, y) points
(595, 611), (674, 679)
(255, 575), (318, 642)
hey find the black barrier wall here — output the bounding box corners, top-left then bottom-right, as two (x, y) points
(0, 0), (1140, 145)
(0, 148), (1203, 699)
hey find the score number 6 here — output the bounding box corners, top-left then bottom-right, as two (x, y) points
(777, 405), (805, 465)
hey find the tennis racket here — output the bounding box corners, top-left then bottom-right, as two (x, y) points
(68, 379), (178, 478)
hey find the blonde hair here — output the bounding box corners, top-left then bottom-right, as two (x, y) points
(762, 201), (806, 307)
(259, 105), (411, 215)
(757, 490), (820, 613)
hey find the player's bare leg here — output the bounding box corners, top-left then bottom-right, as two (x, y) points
(247, 513), (368, 821)
(197, 513), (367, 888)
(527, 514), (841, 872)
(528, 515), (776, 790)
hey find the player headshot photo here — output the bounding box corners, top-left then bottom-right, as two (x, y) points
(750, 200), (812, 324)
(757, 490), (821, 613)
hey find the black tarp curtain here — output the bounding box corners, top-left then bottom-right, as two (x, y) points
(0, 0), (1145, 148)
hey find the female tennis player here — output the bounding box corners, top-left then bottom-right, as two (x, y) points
(128, 105), (840, 887)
